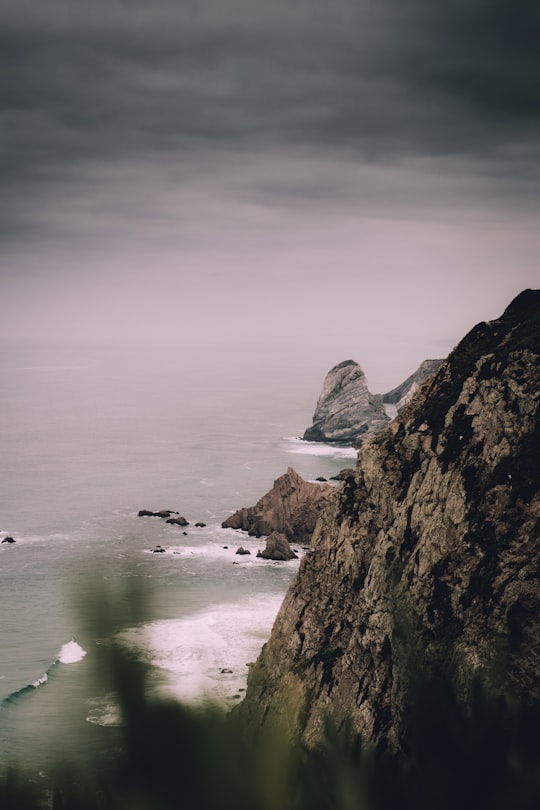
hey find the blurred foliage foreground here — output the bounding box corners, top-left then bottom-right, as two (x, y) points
(2, 585), (540, 810)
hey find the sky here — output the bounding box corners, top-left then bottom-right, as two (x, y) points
(1, 0), (539, 390)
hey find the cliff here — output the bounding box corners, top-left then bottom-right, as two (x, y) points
(222, 467), (334, 544)
(302, 360), (389, 443)
(383, 358), (443, 411)
(239, 290), (540, 752)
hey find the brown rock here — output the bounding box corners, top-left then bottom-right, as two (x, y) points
(221, 467), (335, 543)
(257, 531), (298, 561)
(238, 290), (540, 754)
(166, 516), (189, 526)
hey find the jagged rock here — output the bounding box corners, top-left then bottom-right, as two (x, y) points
(383, 359), (443, 411)
(222, 467), (334, 543)
(257, 531), (298, 561)
(166, 516), (189, 526)
(236, 546), (251, 555)
(303, 360), (389, 444)
(238, 290), (540, 754)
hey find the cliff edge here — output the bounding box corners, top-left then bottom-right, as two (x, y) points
(239, 290), (540, 752)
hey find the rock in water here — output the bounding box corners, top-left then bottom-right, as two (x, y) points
(222, 467), (334, 544)
(303, 360), (389, 444)
(383, 358), (443, 411)
(239, 290), (540, 753)
(257, 532), (298, 561)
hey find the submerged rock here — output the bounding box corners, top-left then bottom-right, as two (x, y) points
(257, 531), (298, 561)
(303, 360), (389, 444)
(222, 467), (334, 544)
(239, 289), (540, 753)
(138, 509), (179, 519)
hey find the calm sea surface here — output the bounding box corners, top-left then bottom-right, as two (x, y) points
(0, 340), (357, 775)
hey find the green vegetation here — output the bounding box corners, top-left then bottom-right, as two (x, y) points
(2, 582), (540, 809)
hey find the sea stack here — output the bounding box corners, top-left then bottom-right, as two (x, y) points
(239, 290), (540, 753)
(383, 358), (443, 411)
(303, 360), (389, 444)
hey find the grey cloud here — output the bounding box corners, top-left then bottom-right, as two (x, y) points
(1, 0), (539, 250)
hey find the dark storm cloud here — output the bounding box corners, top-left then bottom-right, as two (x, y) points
(1, 0), (539, 245)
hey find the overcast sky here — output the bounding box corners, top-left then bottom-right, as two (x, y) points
(1, 0), (539, 387)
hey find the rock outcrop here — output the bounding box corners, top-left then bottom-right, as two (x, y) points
(302, 360), (389, 444)
(239, 290), (540, 753)
(222, 467), (334, 544)
(383, 358), (443, 412)
(257, 531), (298, 561)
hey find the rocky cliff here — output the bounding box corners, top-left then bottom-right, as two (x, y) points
(239, 290), (540, 753)
(222, 467), (334, 544)
(383, 358), (443, 411)
(302, 360), (389, 443)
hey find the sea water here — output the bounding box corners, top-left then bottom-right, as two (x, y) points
(0, 340), (357, 775)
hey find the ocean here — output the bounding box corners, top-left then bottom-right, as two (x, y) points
(0, 340), (358, 776)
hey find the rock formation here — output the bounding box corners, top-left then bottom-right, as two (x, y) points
(222, 467), (334, 544)
(239, 290), (540, 753)
(383, 358), (443, 412)
(256, 531), (298, 561)
(302, 360), (389, 444)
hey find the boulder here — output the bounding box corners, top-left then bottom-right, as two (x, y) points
(2, 536), (15, 544)
(303, 360), (389, 444)
(330, 468), (356, 482)
(257, 531), (298, 561)
(195, 522), (207, 528)
(222, 467), (334, 543)
(235, 546), (251, 555)
(166, 517), (189, 526)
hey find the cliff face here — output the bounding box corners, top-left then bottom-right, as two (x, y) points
(303, 360), (389, 443)
(239, 290), (540, 752)
(222, 467), (334, 544)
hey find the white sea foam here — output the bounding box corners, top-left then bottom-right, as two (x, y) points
(58, 639), (87, 664)
(119, 593), (284, 706)
(284, 437), (357, 458)
(32, 673), (48, 688)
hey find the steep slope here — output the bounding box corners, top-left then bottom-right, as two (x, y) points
(239, 290), (540, 752)
(302, 360), (389, 443)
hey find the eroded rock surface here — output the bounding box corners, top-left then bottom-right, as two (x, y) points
(239, 290), (540, 753)
(303, 360), (389, 444)
(257, 531), (298, 561)
(222, 467), (334, 544)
